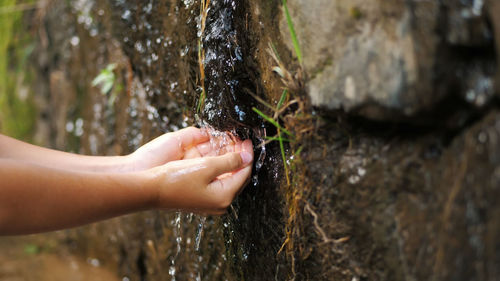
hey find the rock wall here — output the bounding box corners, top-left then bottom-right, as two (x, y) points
(282, 0), (496, 120)
(26, 0), (500, 280)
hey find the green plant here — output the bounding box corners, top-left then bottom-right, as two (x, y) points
(92, 63), (122, 108)
(252, 89), (294, 186)
(197, 0), (211, 113)
(265, 3), (317, 274)
(92, 63), (116, 95)
(0, 0), (36, 141)
(23, 243), (40, 255)
(282, 0), (302, 64)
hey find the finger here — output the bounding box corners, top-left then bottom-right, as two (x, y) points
(172, 127), (210, 151)
(241, 139), (253, 153)
(183, 208), (227, 216)
(183, 146), (202, 159)
(214, 142), (235, 156)
(206, 149), (253, 178)
(236, 167), (252, 196)
(195, 142), (213, 156)
(234, 140), (242, 153)
(216, 172), (233, 180)
(184, 141), (229, 159)
(207, 164), (253, 198)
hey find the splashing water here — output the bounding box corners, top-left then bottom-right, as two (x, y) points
(252, 127), (267, 187)
(195, 216), (207, 251)
(197, 118), (238, 155)
(169, 212), (182, 281)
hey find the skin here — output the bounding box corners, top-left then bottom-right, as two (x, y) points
(0, 127), (253, 235)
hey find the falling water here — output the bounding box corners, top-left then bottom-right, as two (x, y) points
(195, 216), (207, 251)
(168, 212), (182, 281)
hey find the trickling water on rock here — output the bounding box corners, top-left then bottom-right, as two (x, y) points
(200, 0), (261, 131)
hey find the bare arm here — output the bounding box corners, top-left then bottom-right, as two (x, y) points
(0, 134), (132, 172)
(0, 138), (253, 235)
(0, 159), (155, 235)
(0, 127), (210, 172)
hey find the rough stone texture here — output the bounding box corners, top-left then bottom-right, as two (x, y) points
(292, 110), (500, 280)
(282, 0), (497, 119)
(489, 0), (500, 95)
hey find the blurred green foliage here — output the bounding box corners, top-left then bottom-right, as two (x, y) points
(23, 243), (40, 255)
(0, 0), (36, 141)
(92, 63), (117, 95)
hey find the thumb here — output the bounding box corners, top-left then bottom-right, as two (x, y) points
(207, 150), (253, 178)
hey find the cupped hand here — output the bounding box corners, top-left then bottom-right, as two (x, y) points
(149, 139), (254, 215)
(128, 127), (210, 171)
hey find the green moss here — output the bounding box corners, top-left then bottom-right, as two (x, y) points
(350, 6), (362, 20)
(0, 0), (36, 141)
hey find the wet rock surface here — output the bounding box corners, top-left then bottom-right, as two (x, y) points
(3, 0), (499, 280)
(200, 0), (261, 130)
(282, 0), (497, 119)
(293, 110), (500, 280)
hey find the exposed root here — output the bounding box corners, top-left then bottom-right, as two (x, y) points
(197, 0), (211, 112)
(267, 43), (301, 93)
(433, 134), (470, 277)
(304, 202), (350, 245)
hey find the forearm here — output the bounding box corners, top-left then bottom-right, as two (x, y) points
(0, 134), (131, 172)
(0, 159), (156, 235)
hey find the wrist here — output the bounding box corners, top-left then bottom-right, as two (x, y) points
(121, 152), (146, 172)
(136, 167), (162, 210)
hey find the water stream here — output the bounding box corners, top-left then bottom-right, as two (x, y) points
(15, 0), (287, 279)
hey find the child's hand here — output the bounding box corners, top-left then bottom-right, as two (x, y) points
(128, 127), (210, 171)
(0, 129), (253, 235)
(147, 139), (253, 215)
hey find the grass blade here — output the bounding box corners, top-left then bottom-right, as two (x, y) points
(294, 146), (303, 156)
(245, 88), (275, 111)
(277, 89), (288, 110)
(278, 126), (291, 186)
(265, 135), (291, 142)
(197, 88), (205, 113)
(270, 42), (281, 63)
(252, 107), (293, 137)
(283, 0), (302, 64)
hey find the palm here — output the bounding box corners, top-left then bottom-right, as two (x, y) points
(130, 127), (242, 171)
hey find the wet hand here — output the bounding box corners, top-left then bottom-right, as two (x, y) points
(147, 139), (253, 215)
(128, 127), (210, 171)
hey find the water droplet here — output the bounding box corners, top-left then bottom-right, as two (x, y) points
(87, 258), (101, 267)
(357, 167), (366, 177)
(169, 266), (176, 276)
(134, 41), (145, 53)
(478, 131), (487, 143)
(180, 46), (189, 57)
(195, 216), (207, 251)
(70, 36), (80, 46)
(472, 0), (484, 16)
(74, 118), (84, 137)
(89, 28), (98, 37)
(121, 10), (131, 20)
(250, 128), (267, 186)
(348, 174), (361, 184)
(234, 105), (246, 121)
(143, 2), (153, 14)
(66, 121), (74, 132)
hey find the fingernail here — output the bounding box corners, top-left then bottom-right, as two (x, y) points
(240, 151), (253, 165)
